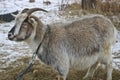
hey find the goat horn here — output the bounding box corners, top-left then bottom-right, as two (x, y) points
(21, 8), (30, 13)
(26, 8), (48, 15)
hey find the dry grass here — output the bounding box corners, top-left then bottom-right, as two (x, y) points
(60, 2), (120, 30)
(0, 57), (120, 80)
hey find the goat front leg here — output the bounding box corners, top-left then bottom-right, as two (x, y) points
(56, 75), (66, 80)
(56, 65), (68, 80)
(55, 62), (69, 80)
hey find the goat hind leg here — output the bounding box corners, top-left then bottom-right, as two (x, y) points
(102, 47), (113, 80)
(83, 62), (99, 80)
(106, 61), (112, 80)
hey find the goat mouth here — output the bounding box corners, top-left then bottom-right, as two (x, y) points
(8, 36), (25, 42)
(8, 35), (30, 42)
(8, 34), (19, 41)
(8, 37), (14, 41)
(8, 36), (17, 41)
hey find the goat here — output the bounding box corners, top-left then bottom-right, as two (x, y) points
(8, 8), (117, 80)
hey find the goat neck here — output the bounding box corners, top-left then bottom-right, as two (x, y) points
(25, 15), (48, 51)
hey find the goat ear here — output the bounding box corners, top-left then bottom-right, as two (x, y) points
(28, 18), (36, 26)
(28, 18), (34, 23)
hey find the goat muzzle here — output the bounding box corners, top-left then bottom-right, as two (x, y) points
(8, 33), (16, 40)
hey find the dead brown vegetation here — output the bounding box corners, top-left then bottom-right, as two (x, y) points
(43, 1), (51, 5)
(60, 1), (120, 29)
(98, 1), (120, 13)
(0, 57), (120, 80)
(29, 0), (35, 3)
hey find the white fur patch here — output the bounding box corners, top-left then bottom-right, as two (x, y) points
(14, 13), (28, 36)
(70, 54), (100, 70)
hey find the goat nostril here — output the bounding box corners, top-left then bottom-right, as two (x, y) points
(8, 33), (12, 37)
(8, 33), (14, 40)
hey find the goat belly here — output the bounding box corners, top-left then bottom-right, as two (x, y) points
(69, 54), (99, 70)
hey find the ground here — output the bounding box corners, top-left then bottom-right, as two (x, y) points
(0, 57), (120, 80)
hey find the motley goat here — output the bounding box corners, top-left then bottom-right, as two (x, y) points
(8, 8), (117, 80)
